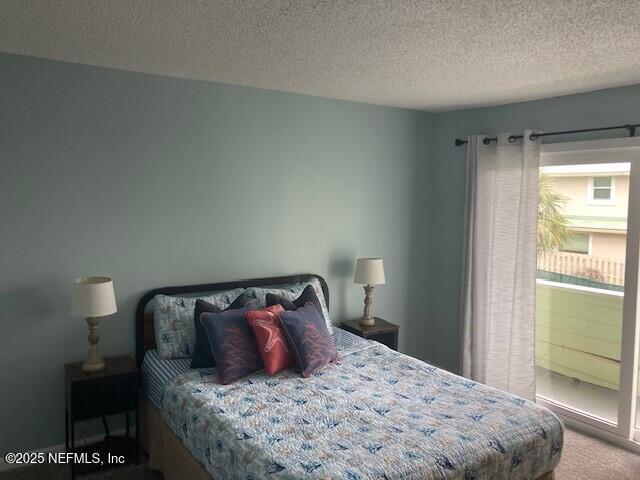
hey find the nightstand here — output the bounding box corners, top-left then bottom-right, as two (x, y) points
(341, 318), (399, 350)
(64, 355), (139, 479)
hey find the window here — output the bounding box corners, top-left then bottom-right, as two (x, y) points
(589, 176), (614, 203)
(536, 137), (640, 450)
(593, 176), (612, 199)
(560, 232), (590, 254)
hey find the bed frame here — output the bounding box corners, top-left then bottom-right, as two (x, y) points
(134, 273), (329, 367)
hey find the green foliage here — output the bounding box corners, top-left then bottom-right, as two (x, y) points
(538, 173), (570, 254)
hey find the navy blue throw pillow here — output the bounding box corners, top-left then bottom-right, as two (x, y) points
(191, 293), (251, 369)
(280, 303), (338, 377)
(266, 284), (322, 314)
(200, 303), (264, 384)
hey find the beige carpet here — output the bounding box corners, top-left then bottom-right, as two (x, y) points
(556, 428), (640, 480)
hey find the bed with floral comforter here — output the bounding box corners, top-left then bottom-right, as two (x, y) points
(160, 329), (563, 479)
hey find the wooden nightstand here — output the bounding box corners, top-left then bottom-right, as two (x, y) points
(64, 355), (139, 479)
(341, 318), (399, 350)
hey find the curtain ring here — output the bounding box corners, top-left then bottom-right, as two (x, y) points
(483, 137), (491, 145)
(507, 136), (517, 143)
(529, 133), (539, 141)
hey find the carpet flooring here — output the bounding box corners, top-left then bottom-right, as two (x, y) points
(555, 428), (640, 480)
(2, 428), (639, 479)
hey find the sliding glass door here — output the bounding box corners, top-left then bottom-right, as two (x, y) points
(534, 138), (640, 445)
(636, 366), (640, 437)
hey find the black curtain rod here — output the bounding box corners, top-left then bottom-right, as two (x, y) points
(454, 123), (639, 146)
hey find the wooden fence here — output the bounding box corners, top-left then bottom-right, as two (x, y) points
(537, 252), (625, 287)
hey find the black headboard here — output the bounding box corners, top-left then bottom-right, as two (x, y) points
(135, 273), (329, 366)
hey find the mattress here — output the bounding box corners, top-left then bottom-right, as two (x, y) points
(141, 349), (191, 409)
(141, 327), (370, 410)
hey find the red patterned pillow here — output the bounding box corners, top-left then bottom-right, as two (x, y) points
(246, 304), (294, 375)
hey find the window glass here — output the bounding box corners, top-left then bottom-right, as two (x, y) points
(560, 233), (589, 254)
(593, 177), (612, 188)
(537, 164), (629, 425)
(592, 176), (612, 200)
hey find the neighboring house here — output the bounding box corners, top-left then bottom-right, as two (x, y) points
(542, 163), (629, 261)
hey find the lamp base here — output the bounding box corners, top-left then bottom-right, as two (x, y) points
(82, 356), (105, 372)
(359, 284), (376, 327)
(358, 316), (376, 327)
(82, 316), (105, 372)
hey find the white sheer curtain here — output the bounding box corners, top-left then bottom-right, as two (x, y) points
(460, 131), (540, 400)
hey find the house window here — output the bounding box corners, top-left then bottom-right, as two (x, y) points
(589, 176), (614, 203)
(560, 232), (590, 254)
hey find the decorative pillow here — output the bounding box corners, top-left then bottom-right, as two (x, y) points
(190, 293), (252, 369)
(200, 303), (263, 384)
(279, 303), (338, 377)
(246, 278), (333, 333)
(266, 284), (322, 314)
(246, 304), (294, 375)
(153, 288), (245, 359)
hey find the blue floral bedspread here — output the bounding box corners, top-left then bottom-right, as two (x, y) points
(161, 333), (563, 479)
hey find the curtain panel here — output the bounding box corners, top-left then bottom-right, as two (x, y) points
(460, 131), (540, 400)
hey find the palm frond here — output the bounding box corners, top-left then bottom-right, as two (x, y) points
(537, 173), (570, 254)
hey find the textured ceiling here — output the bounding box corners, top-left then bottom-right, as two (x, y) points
(1, 0), (640, 111)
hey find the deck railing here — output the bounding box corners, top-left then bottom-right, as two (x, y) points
(537, 252), (625, 287)
(535, 279), (623, 390)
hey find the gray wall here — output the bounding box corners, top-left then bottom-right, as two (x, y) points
(0, 53), (432, 452)
(426, 85), (640, 373)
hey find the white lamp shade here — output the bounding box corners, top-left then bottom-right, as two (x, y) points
(354, 258), (386, 285)
(71, 276), (117, 318)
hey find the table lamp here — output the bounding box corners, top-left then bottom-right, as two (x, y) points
(71, 276), (117, 372)
(354, 258), (385, 327)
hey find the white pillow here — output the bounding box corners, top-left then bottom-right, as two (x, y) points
(153, 288), (246, 359)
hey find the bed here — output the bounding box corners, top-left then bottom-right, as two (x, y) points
(136, 274), (562, 479)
